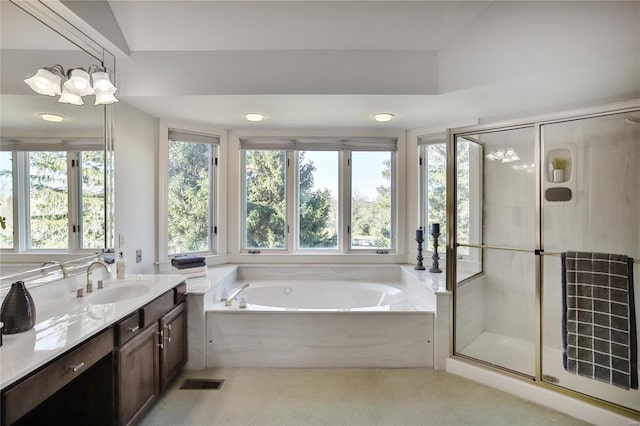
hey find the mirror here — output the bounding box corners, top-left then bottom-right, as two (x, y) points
(0, 1), (114, 286)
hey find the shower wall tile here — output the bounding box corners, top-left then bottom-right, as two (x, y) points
(455, 276), (485, 350)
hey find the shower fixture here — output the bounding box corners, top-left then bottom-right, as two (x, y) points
(24, 64), (118, 105)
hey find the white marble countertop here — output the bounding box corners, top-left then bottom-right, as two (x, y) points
(0, 274), (185, 390)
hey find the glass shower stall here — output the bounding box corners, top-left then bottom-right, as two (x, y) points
(446, 103), (640, 415)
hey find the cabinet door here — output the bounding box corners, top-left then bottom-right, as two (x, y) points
(118, 323), (160, 426)
(159, 301), (187, 390)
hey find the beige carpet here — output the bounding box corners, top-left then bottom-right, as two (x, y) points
(140, 368), (588, 426)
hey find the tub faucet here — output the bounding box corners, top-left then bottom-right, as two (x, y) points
(225, 283), (250, 306)
(41, 261), (68, 278)
(86, 261), (111, 293)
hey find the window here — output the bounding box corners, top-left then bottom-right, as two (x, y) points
(350, 151), (393, 250)
(0, 152), (13, 249)
(298, 151), (338, 249)
(0, 145), (105, 252)
(423, 143), (447, 245)
(167, 129), (218, 255)
(79, 151), (105, 249)
(242, 150), (287, 249)
(29, 151), (69, 249)
(420, 136), (474, 256)
(240, 136), (397, 253)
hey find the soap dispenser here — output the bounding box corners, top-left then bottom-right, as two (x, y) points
(116, 252), (127, 279)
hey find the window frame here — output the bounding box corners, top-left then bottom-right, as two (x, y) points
(347, 150), (396, 253)
(239, 144), (397, 254)
(160, 125), (222, 259)
(166, 139), (218, 256)
(419, 137), (482, 264)
(240, 149), (290, 252)
(0, 149), (105, 253)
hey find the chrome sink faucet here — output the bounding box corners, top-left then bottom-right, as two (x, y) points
(86, 261), (111, 293)
(225, 283), (250, 306)
(41, 261), (68, 278)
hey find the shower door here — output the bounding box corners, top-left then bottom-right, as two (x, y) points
(541, 110), (640, 412)
(452, 126), (538, 377)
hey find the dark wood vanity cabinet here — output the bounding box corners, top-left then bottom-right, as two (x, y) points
(1, 328), (115, 426)
(116, 284), (187, 426)
(1, 282), (187, 426)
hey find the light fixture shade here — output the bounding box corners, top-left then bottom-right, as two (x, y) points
(24, 68), (62, 96)
(94, 89), (119, 105)
(374, 113), (394, 122)
(91, 71), (117, 92)
(63, 69), (94, 96)
(58, 86), (84, 105)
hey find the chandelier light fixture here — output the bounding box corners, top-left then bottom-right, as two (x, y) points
(24, 64), (118, 106)
(486, 148), (520, 163)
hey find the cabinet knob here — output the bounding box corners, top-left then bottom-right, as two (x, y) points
(69, 362), (85, 372)
(128, 326), (139, 333)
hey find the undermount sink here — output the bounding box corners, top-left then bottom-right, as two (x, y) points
(87, 284), (152, 305)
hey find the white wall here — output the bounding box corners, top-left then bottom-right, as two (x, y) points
(114, 101), (158, 274)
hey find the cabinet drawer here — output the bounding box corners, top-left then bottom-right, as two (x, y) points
(3, 328), (114, 425)
(115, 311), (143, 346)
(174, 282), (187, 305)
(141, 290), (174, 327)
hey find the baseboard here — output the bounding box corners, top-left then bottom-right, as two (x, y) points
(446, 358), (637, 426)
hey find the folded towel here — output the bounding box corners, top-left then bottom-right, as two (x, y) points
(173, 265), (207, 274)
(171, 255), (206, 267)
(172, 260), (207, 270)
(562, 251), (637, 390)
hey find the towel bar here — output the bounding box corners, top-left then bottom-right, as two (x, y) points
(455, 244), (640, 263)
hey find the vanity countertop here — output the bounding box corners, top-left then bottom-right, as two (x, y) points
(0, 274), (186, 390)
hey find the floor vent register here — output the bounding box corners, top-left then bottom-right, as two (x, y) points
(180, 379), (225, 390)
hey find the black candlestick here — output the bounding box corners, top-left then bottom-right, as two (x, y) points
(415, 227), (425, 270)
(430, 229), (442, 273)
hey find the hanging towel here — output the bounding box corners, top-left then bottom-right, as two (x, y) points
(562, 251), (637, 390)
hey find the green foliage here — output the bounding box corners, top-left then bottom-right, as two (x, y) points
(351, 155), (392, 248)
(245, 150), (286, 248)
(298, 153), (337, 248)
(168, 141), (211, 254)
(551, 158), (567, 169)
(29, 152), (69, 248)
(425, 142), (471, 254)
(81, 151), (106, 249)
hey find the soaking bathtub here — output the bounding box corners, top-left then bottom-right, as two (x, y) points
(203, 265), (436, 368)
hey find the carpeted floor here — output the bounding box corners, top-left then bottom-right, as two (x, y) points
(140, 368), (588, 426)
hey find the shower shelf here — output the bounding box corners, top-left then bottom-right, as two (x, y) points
(544, 144), (576, 205)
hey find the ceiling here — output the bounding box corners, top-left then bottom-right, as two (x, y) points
(6, 1), (640, 130)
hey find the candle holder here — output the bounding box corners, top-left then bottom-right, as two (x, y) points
(430, 228), (442, 273)
(415, 227), (426, 270)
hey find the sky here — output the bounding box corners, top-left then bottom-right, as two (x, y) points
(304, 151), (389, 201)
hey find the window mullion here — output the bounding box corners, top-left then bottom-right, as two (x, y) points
(15, 153), (28, 252)
(209, 145), (216, 253)
(342, 151), (352, 252)
(70, 152), (81, 251)
(286, 151), (295, 253)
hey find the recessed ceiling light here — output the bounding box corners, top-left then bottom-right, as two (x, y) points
(374, 113), (394, 122)
(39, 113), (65, 123)
(244, 113), (265, 122)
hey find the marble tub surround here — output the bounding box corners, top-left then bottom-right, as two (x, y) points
(200, 264), (441, 369)
(0, 273), (185, 389)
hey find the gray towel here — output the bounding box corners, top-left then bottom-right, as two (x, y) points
(562, 251), (637, 390)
